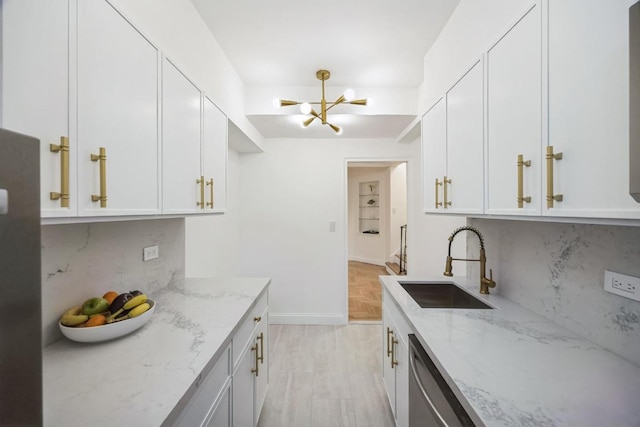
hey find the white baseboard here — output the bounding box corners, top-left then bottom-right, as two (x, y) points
(348, 256), (386, 267)
(269, 313), (347, 325)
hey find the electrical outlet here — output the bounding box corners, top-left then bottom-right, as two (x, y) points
(329, 221), (336, 232)
(604, 270), (640, 302)
(143, 245), (159, 261)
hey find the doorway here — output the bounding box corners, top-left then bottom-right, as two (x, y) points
(346, 161), (408, 322)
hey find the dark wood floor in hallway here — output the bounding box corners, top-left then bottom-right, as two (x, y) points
(348, 261), (387, 322)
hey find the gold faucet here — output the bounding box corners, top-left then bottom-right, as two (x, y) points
(443, 226), (496, 294)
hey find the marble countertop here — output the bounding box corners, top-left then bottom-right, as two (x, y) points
(380, 275), (640, 427)
(43, 277), (270, 426)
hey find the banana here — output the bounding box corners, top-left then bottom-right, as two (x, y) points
(128, 302), (151, 318)
(123, 293), (147, 310)
(60, 306), (89, 326)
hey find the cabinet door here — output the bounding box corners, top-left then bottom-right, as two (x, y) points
(204, 383), (231, 427)
(422, 98), (447, 212)
(548, 0), (640, 218)
(395, 337), (409, 427)
(382, 309), (397, 416)
(253, 314), (268, 425)
(446, 60), (484, 214)
(202, 96), (228, 212)
(232, 341), (256, 427)
(486, 5), (542, 215)
(2, 0), (76, 217)
(162, 58), (203, 214)
(76, 0), (160, 216)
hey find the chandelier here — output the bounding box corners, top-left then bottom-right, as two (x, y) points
(272, 69), (370, 135)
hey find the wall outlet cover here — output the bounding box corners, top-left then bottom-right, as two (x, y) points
(604, 270), (640, 302)
(143, 245), (159, 261)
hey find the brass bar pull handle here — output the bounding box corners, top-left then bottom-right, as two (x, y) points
(206, 178), (214, 208)
(257, 332), (264, 364)
(90, 147), (107, 208)
(517, 154), (532, 208)
(196, 176), (205, 208)
(50, 136), (70, 207)
(546, 146), (563, 208)
(386, 327), (393, 357)
(391, 337), (398, 368)
(443, 176), (452, 208)
(251, 344), (259, 376)
(435, 179), (443, 209)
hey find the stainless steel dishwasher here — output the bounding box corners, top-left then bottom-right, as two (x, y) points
(408, 334), (475, 427)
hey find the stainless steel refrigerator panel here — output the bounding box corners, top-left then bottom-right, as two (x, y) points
(0, 128), (42, 426)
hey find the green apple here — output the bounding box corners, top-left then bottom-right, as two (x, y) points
(81, 297), (110, 316)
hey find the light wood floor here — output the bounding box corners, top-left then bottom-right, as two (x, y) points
(348, 261), (387, 322)
(257, 324), (395, 427)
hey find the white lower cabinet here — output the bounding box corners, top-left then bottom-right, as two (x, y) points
(170, 291), (268, 427)
(382, 290), (409, 427)
(174, 345), (231, 427)
(232, 299), (268, 427)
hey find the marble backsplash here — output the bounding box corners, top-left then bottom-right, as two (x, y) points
(41, 218), (185, 346)
(467, 218), (640, 367)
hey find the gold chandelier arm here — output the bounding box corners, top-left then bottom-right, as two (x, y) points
(348, 98), (368, 106)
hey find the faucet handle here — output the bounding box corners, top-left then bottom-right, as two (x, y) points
(488, 269), (496, 288)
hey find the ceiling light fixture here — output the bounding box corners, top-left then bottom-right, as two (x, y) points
(273, 69), (370, 135)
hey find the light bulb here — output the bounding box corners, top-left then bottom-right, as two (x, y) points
(343, 89), (355, 102)
(366, 97), (374, 107)
(272, 98), (281, 108)
(300, 102), (311, 114)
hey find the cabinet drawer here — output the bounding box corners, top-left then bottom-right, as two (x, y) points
(232, 291), (268, 368)
(173, 344), (231, 427)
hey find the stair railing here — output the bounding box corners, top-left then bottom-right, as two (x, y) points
(399, 224), (407, 274)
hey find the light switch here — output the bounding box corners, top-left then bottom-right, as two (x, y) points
(143, 245), (159, 261)
(329, 221), (336, 232)
(0, 190), (8, 215)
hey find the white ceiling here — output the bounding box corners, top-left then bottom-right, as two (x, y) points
(191, 0), (460, 139)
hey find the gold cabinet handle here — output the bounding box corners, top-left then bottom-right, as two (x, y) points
(391, 337), (398, 368)
(196, 176), (205, 208)
(90, 147), (107, 208)
(517, 154), (532, 208)
(206, 178), (214, 208)
(254, 316), (262, 323)
(251, 344), (259, 377)
(50, 136), (70, 207)
(546, 146), (563, 208)
(443, 176), (452, 208)
(386, 327), (393, 357)
(257, 332), (264, 364)
(434, 178), (443, 209)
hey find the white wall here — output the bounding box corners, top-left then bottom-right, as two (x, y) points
(348, 167), (388, 266)
(185, 149), (241, 277)
(389, 163), (408, 262)
(237, 139), (413, 324)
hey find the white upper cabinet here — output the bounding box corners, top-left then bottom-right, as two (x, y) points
(422, 59), (484, 214)
(162, 58), (203, 214)
(547, 0), (640, 219)
(445, 60), (484, 214)
(2, 0), (76, 218)
(203, 96), (228, 212)
(485, 4), (542, 216)
(422, 98), (447, 212)
(76, 0), (160, 216)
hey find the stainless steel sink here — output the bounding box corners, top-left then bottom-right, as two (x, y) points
(398, 281), (493, 309)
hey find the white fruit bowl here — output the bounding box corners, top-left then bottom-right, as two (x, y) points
(59, 299), (156, 343)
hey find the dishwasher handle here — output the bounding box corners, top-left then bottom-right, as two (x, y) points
(409, 347), (453, 427)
